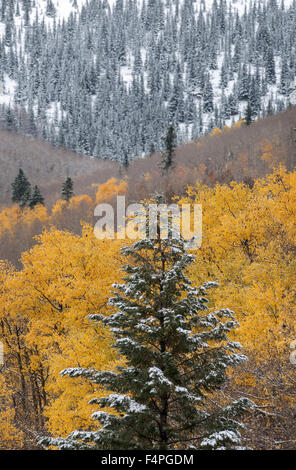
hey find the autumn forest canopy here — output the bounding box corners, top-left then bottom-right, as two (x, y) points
(0, 103), (296, 450)
(1, 0), (296, 455)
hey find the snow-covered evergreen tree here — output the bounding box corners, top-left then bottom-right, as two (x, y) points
(40, 214), (253, 450)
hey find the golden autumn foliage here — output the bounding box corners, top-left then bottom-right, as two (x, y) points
(0, 184), (106, 264)
(0, 204), (48, 240)
(0, 227), (125, 446)
(260, 141), (274, 165)
(94, 178), (128, 205)
(180, 166), (296, 448)
(232, 119), (246, 129)
(0, 167), (295, 449)
(0, 262), (25, 449)
(210, 127), (222, 136)
(0, 375), (24, 450)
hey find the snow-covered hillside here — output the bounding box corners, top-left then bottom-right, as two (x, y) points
(0, 0), (295, 161)
(28, 0), (86, 21)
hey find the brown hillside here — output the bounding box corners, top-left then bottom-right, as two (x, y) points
(0, 131), (118, 208)
(124, 106), (296, 203)
(1, 106), (296, 209)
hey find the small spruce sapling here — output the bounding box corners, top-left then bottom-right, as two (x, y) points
(29, 185), (45, 209)
(11, 168), (31, 209)
(61, 177), (74, 202)
(161, 125), (177, 174)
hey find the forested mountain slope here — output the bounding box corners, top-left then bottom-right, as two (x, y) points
(0, 103), (295, 269)
(1, 102), (296, 208)
(0, 0), (296, 162)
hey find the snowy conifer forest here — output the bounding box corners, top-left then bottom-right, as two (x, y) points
(1, 0), (296, 455)
(0, 0), (296, 162)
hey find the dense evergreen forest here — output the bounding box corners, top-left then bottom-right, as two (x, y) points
(0, 0), (296, 162)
